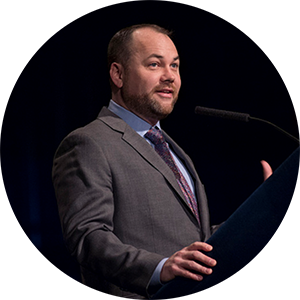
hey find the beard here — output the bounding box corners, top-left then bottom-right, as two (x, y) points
(121, 85), (179, 122)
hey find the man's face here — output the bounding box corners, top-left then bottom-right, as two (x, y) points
(121, 28), (181, 125)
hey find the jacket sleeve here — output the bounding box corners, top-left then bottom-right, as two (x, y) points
(52, 131), (164, 297)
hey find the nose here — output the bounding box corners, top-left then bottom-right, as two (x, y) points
(160, 67), (175, 83)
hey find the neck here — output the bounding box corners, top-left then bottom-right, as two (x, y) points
(111, 96), (159, 127)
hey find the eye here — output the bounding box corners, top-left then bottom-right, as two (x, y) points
(149, 62), (158, 68)
(171, 63), (179, 69)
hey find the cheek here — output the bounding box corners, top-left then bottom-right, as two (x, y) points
(141, 76), (158, 93)
(132, 72), (153, 90)
(127, 69), (161, 95)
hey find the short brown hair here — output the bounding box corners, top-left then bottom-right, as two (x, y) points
(107, 24), (173, 70)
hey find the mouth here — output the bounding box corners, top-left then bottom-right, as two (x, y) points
(155, 88), (174, 98)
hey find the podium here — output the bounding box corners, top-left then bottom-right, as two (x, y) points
(152, 147), (299, 299)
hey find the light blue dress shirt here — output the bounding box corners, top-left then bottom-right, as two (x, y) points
(107, 99), (197, 291)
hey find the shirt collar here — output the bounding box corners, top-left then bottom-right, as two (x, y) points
(108, 99), (161, 138)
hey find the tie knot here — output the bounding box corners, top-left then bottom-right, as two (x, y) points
(144, 127), (165, 146)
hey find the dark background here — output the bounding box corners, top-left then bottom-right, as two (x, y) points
(1, 1), (299, 284)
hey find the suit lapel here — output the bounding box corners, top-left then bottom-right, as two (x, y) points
(98, 107), (198, 222)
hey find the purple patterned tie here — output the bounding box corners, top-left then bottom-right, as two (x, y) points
(145, 127), (200, 224)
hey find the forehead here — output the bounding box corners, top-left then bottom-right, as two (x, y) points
(131, 28), (179, 59)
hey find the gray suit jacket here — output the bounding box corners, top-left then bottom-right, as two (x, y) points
(52, 107), (216, 298)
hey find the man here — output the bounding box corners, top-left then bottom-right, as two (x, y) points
(52, 24), (272, 298)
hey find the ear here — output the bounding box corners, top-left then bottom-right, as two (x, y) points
(109, 62), (124, 88)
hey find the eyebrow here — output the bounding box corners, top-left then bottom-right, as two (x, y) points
(146, 54), (180, 61)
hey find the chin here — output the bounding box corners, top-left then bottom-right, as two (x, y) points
(151, 105), (175, 121)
